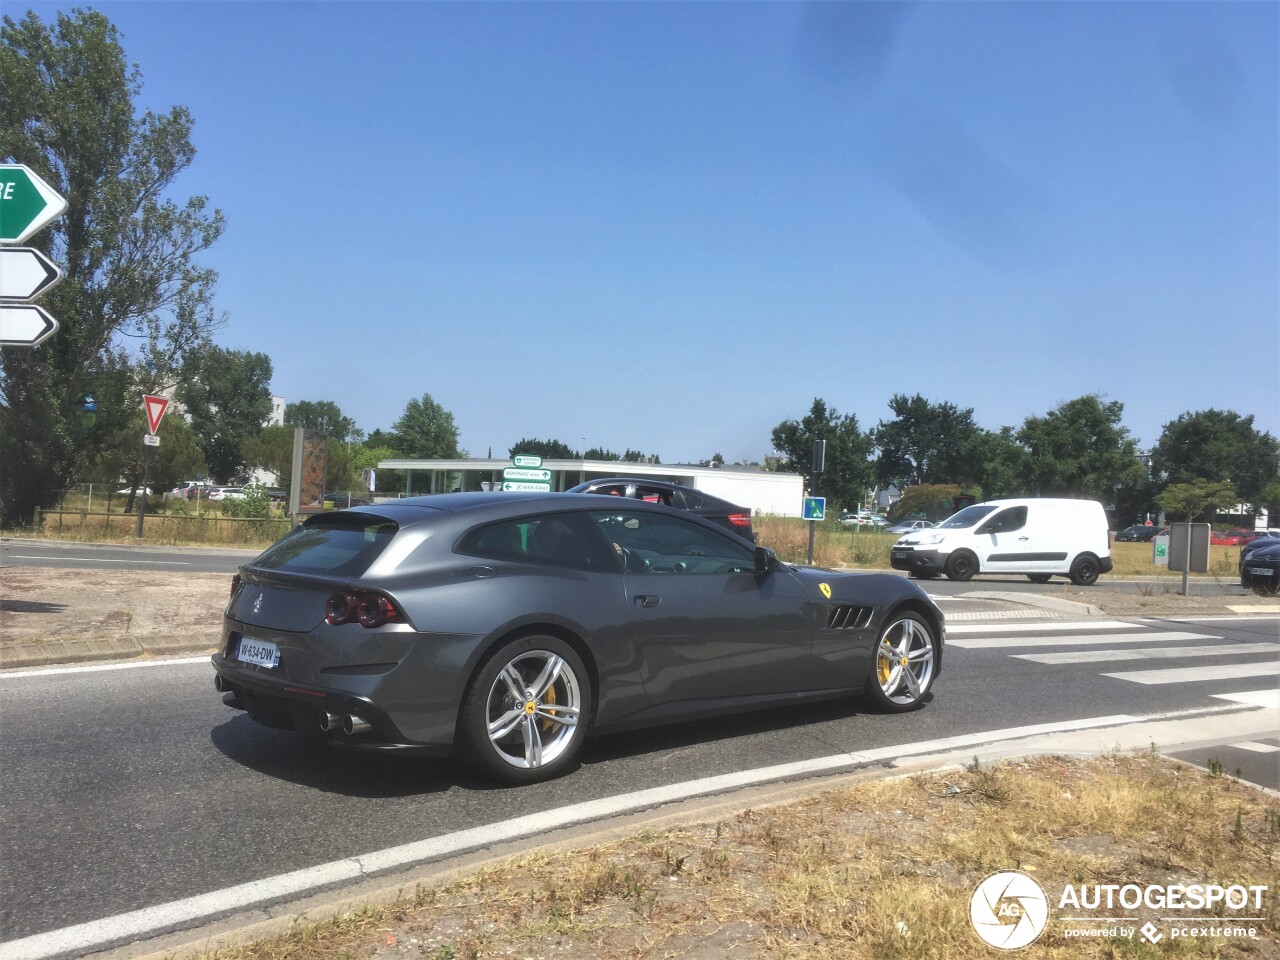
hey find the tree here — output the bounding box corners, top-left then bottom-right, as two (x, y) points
(771, 398), (874, 512)
(509, 438), (577, 459)
(964, 427), (1029, 500)
(285, 400), (362, 444)
(890, 484), (966, 521)
(176, 345), (273, 482)
(1150, 410), (1280, 511)
(622, 448), (658, 463)
(1156, 480), (1239, 522)
(582, 447), (621, 461)
(1017, 395), (1144, 502)
(394, 393), (460, 459)
(0, 10), (224, 526)
(873, 394), (982, 489)
(241, 424), (294, 487)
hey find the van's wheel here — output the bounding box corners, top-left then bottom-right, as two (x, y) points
(865, 612), (938, 712)
(1069, 554), (1100, 586)
(944, 551), (978, 582)
(457, 635), (592, 784)
(1027, 574), (1052, 584)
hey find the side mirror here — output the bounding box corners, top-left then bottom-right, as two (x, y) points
(753, 545), (780, 573)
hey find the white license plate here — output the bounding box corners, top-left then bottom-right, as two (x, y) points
(237, 637), (280, 669)
(1247, 566), (1274, 577)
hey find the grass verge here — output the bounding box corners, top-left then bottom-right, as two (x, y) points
(186, 754), (1277, 960)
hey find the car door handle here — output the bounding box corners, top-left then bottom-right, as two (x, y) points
(1018, 536), (1030, 541)
(468, 565), (498, 578)
(634, 595), (661, 608)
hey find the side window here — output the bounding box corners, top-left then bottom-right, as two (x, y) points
(457, 512), (615, 571)
(978, 506), (1027, 535)
(593, 510), (754, 574)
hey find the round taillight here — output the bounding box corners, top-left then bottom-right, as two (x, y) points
(325, 592), (357, 625)
(357, 595), (393, 628)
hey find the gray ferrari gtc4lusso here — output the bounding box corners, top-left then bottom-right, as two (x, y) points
(212, 493), (945, 783)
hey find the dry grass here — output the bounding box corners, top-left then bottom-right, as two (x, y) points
(187, 754), (1279, 960)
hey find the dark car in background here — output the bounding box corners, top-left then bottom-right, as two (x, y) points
(1115, 525), (1164, 542)
(1240, 538), (1280, 593)
(212, 493), (944, 783)
(567, 477), (755, 542)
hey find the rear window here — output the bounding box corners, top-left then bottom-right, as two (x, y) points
(253, 515), (398, 577)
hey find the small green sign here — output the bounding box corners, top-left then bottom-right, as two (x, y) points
(513, 454), (543, 468)
(1154, 542), (1167, 558)
(0, 165), (68, 244)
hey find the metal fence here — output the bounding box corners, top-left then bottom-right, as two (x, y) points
(34, 507), (290, 545)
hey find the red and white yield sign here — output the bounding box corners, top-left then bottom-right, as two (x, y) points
(143, 394), (170, 435)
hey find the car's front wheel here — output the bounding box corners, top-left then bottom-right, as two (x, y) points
(1069, 553), (1101, 586)
(864, 612), (938, 712)
(458, 635), (592, 784)
(944, 550), (978, 581)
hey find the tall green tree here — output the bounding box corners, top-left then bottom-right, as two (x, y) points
(1016, 395), (1144, 502)
(1156, 480), (1239, 522)
(176, 345), (273, 481)
(509, 437), (577, 459)
(964, 427), (1029, 500)
(1150, 410), (1279, 511)
(583, 447), (621, 461)
(771, 398), (874, 512)
(285, 400), (362, 444)
(0, 10), (223, 526)
(394, 393), (460, 459)
(873, 394), (982, 489)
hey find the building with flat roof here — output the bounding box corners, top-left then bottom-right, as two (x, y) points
(375, 457), (806, 517)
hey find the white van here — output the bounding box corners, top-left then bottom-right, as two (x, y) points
(889, 498), (1113, 585)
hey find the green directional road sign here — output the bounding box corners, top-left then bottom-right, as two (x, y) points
(503, 467), (552, 482)
(513, 454), (543, 468)
(0, 165), (68, 244)
(502, 481), (552, 492)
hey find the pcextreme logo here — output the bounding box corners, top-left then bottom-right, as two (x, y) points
(969, 872), (1268, 949)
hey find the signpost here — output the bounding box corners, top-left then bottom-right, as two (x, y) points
(135, 395), (171, 538)
(0, 164), (67, 348)
(502, 455), (552, 492)
(802, 496), (826, 565)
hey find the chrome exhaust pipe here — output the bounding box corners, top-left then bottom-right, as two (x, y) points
(318, 711), (342, 733)
(214, 674), (227, 693)
(342, 714), (371, 736)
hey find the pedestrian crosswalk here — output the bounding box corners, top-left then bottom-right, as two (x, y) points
(947, 618), (1280, 705)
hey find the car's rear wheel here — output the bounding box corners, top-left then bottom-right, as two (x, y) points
(944, 551), (978, 581)
(458, 635), (591, 784)
(1069, 553), (1100, 586)
(1027, 574), (1052, 584)
(864, 612), (938, 712)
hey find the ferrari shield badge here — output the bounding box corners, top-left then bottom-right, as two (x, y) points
(819, 582), (832, 599)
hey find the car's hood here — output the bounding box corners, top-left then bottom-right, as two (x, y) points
(1244, 540), (1280, 560)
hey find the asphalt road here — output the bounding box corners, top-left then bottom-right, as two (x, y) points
(0, 537), (1251, 597)
(1, 612), (1277, 956)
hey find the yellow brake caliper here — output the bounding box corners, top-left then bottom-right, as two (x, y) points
(540, 684), (557, 731)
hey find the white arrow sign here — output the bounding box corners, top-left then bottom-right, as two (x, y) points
(0, 247), (62, 300)
(0, 303), (59, 346)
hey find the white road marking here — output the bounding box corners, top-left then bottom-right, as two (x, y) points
(8, 555), (190, 564)
(0, 657), (210, 680)
(947, 620), (1132, 635)
(1014, 643), (1280, 665)
(1230, 741), (1280, 753)
(3, 709), (1255, 960)
(1213, 689), (1280, 709)
(949, 631), (1215, 650)
(1102, 662), (1280, 685)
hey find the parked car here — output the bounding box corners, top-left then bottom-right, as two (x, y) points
(884, 519), (934, 535)
(1210, 530), (1244, 546)
(891, 497), (1113, 585)
(310, 491), (373, 508)
(1239, 538), (1280, 593)
(174, 481), (214, 499)
(1115, 525), (1164, 542)
(114, 485), (152, 496)
(567, 477), (754, 542)
(839, 512), (887, 528)
(1239, 529), (1280, 544)
(213, 493), (944, 783)
(207, 486), (245, 501)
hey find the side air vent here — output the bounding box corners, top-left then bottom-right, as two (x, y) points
(826, 605), (873, 630)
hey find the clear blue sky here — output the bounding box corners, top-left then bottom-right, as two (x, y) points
(26, 1), (1280, 462)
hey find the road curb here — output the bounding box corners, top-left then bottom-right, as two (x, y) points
(960, 590), (1105, 617)
(0, 640), (217, 670)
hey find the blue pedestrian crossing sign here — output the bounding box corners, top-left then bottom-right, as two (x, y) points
(802, 496), (826, 521)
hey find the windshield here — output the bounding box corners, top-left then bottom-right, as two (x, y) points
(937, 505), (998, 529)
